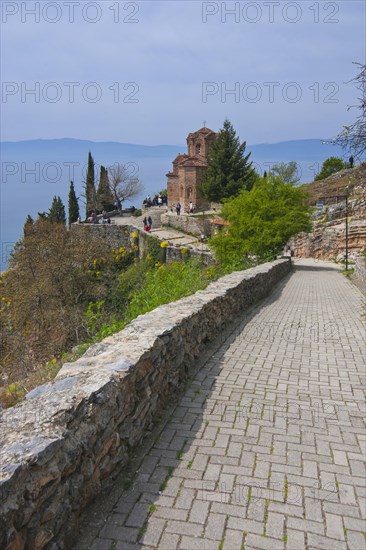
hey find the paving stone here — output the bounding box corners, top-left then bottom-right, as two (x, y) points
(188, 499), (210, 524)
(204, 513), (227, 541)
(74, 260), (366, 550)
(140, 518), (166, 547)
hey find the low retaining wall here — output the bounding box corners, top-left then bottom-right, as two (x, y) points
(0, 258), (291, 549)
(161, 212), (213, 237)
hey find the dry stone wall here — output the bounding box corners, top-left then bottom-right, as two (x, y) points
(0, 259), (291, 549)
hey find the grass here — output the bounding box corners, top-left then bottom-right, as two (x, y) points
(148, 504), (157, 516)
(159, 465), (175, 492)
(341, 267), (355, 278)
(176, 439), (188, 460)
(121, 478), (133, 490)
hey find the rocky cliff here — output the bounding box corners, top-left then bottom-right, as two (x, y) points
(291, 163), (366, 261)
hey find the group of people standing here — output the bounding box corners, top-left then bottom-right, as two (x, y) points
(144, 193), (167, 208)
(170, 201), (194, 215)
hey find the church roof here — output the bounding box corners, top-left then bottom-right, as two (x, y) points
(179, 156), (208, 167)
(187, 127), (216, 138)
(173, 154), (188, 164)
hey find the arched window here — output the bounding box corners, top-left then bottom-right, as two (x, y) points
(195, 143), (202, 155)
(187, 187), (192, 198)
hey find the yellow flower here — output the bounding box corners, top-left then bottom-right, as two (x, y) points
(96, 271), (101, 276)
(160, 241), (168, 248)
(131, 231), (138, 239)
(181, 247), (188, 254)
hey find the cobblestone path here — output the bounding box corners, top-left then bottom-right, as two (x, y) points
(75, 260), (366, 550)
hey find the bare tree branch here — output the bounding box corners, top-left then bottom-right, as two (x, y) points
(330, 62), (366, 159)
(108, 163), (144, 208)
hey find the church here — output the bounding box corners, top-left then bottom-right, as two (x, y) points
(166, 126), (218, 212)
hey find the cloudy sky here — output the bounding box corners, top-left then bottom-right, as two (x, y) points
(1, 0), (365, 145)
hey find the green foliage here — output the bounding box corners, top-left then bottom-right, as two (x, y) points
(315, 157), (346, 181)
(145, 236), (163, 264)
(127, 260), (214, 319)
(271, 161), (300, 184)
(132, 208), (142, 217)
(23, 214), (34, 236)
(198, 118), (257, 202)
(85, 300), (105, 334)
(96, 166), (114, 212)
(68, 181), (80, 226)
(48, 196), (66, 225)
(210, 175), (311, 266)
(85, 151), (96, 216)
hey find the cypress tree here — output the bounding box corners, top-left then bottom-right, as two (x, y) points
(48, 196), (66, 225)
(85, 151), (96, 217)
(198, 119), (257, 202)
(96, 166), (114, 212)
(68, 181), (80, 226)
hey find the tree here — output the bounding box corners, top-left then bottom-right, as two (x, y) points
(23, 214), (34, 236)
(85, 151), (97, 216)
(271, 161), (300, 184)
(96, 166), (114, 212)
(48, 196), (66, 225)
(315, 157), (346, 181)
(108, 163), (144, 209)
(332, 62), (366, 159)
(68, 181), (80, 226)
(210, 175), (311, 267)
(2, 221), (110, 375)
(198, 119), (257, 202)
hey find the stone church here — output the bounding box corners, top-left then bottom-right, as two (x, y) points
(167, 126), (218, 212)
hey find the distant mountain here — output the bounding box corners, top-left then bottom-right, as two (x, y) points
(0, 137), (349, 271)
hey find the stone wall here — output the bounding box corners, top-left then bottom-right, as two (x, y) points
(0, 259), (291, 549)
(161, 212), (213, 237)
(72, 223), (133, 250)
(166, 245), (214, 266)
(354, 255), (366, 286)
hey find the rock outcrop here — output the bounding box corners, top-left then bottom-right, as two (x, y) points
(291, 163), (366, 260)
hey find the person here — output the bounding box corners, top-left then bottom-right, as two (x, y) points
(158, 194), (163, 207)
(148, 216), (152, 230)
(114, 200), (119, 211)
(189, 201), (194, 214)
(143, 216), (147, 228)
(176, 202), (181, 215)
(349, 155), (354, 168)
(91, 210), (97, 224)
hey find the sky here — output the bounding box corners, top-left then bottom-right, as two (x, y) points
(0, 0), (365, 145)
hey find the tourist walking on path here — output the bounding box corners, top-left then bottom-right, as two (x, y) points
(148, 216), (152, 231)
(176, 202), (181, 215)
(189, 201), (194, 214)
